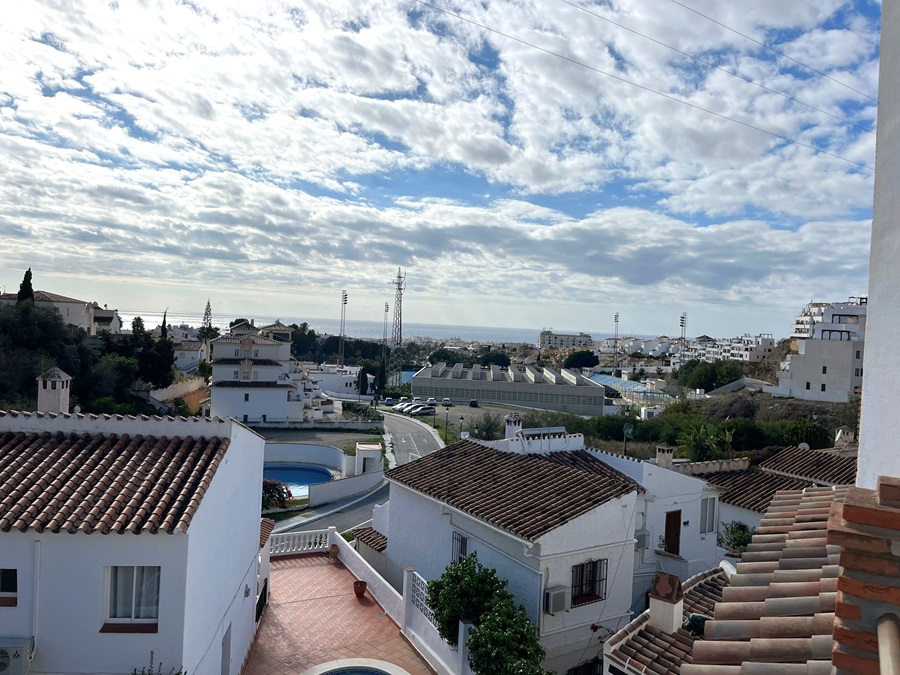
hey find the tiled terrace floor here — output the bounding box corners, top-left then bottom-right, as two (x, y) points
(244, 554), (433, 675)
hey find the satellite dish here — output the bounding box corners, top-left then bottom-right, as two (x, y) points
(73, 405), (82, 414)
(798, 442), (810, 451)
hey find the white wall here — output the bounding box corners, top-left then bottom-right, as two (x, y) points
(211, 388), (289, 423)
(263, 442), (346, 471)
(859, 0), (900, 489)
(0, 531), (188, 675)
(181, 423), (265, 675)
(308, 470), (383, 507)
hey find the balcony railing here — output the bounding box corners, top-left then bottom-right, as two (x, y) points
(270, 530), (330, 555)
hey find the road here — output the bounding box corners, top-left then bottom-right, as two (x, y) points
(383, 411), (444, 464)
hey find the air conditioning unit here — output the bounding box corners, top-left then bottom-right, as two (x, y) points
(544, 586), (569, 614)
(0, 638), (34, 675)
(635, 529), (651, 550)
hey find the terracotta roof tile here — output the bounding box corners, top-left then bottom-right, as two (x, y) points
(606, 567), (730, 674)
(681, 485), (850, 675)
(385, 440), (642, 541)
(259, 518), (276, 549)
(697, 469), (814, 513)
(0, 430), (229, 535)
(759, 446), (857, 485)
(352, 525), (388, 552)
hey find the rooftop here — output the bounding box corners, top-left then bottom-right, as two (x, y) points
(0, 427), (228, 534)
(759, 446), (857, 485)
(385, 440), (642, 541)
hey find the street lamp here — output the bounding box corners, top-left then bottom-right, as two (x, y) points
(459, 415), (464, 437)
(445, 407), (450, 439)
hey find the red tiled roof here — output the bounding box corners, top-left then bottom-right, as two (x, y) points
(0, 430), (229, 534)
(385, 441), (642, 541)
(352, 526), (388, 552)
(697, 469), (813, 513)
(605, 567), (730, 675)
(259, 518), (276, 549)
(681, 485), (849, 675)
(759, 446), (857, 485)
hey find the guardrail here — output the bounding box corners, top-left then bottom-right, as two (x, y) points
(270, 530), (330, 555)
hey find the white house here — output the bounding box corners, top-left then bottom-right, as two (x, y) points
(538, 330), (594, 350)
(358, 417), (643, 673)
(588, 447), (720, 613)
(174, 340), (207, 373)
(0, 290), (94, 332)
(0, 410), (268, 675)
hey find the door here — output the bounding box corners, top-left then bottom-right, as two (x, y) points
(665, 510), (681, 556)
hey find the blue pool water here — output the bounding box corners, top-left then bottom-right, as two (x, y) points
(324, 670), (390, 674)
(263, 464), (332, 497)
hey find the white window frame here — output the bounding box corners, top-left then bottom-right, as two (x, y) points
(700, 496), (717, 535)
(104, 565), (160, 624)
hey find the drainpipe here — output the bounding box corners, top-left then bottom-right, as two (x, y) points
(878, 613), (900, 675)
(32, 540), (40, 658)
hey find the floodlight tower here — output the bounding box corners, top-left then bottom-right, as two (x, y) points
(338, 290), (348, 367)
(614, 312), (619, 372)
(679, 312), (688, 367)
(388, 268), (405, 386)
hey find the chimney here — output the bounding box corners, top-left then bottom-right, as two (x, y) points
(36, 367), (72, 415)
(505, 412), (522, 440)
(656, 445), (674, 470)
(648, 572), (684, 634)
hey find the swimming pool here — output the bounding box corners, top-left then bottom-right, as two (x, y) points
(263, 464), (333, 497)
(300, 659), (412, 675)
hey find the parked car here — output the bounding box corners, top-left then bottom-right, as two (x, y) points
(410, 406), (436, 416)
(469, 399), (479, 407)
(426, 397), (437, 405)
(383, 397), (394, 406)
(394, 402), (416, 412)
(398, 396), (410, 405)
(441, 398), (453, 406)
(407, 404), (432, 415)
(412, 396), (421, 403)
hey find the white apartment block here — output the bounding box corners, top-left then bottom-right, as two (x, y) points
(765, 298), (867, 403)
(538, 329), (593, 349)
(681, 333), (776, 364)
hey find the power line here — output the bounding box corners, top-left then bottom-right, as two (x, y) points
(795, 0), (879, 48)
(556, 0), (874, 135)
(411, 0), (874, 171)
(668, 0), (877, 103)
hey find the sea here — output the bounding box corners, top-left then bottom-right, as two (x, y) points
(117, 309), (628, 345)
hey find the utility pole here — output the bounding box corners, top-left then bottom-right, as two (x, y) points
(338, 290), (348, 367)
(614, 312), (619, 374)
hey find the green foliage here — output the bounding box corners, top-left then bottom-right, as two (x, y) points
(229, 317), (250, 327)
(196, 360), (212, 382)
(342, 401), (381, 421)
(717, 520), (756, 553)
(677, 423), (725, 461)
(132, 651), (186, 675)
(375, 358), (387, 396)
(262, 480), (292, 510)
(480, 351), (511, 368)
(472, 412), (504, 440)
(426, 552), (512, 647)
(357, 368), (368, 395)
(466, 596), (549, 675)
(197, 300), (219, 341)
(16, 268), (34, 305)
(290, 322), (319, 359)
(782, 419), (832, 449)
(678, 359), (744, 391)
(430, 347), (472, 366)
(563, 350), (599, 369)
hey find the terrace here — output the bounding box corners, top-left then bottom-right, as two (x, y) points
(245, 529), (443, 675)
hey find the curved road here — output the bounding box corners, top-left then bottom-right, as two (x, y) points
(284, 411), (444, 533)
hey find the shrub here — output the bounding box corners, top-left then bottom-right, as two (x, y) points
(718, 520), (756, 553)
(466, 596), (550, 675)
(261, 479), (292, 510)
(132, 651), (186, 675)
(426, 552), (510, 647)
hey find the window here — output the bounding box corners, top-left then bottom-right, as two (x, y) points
(0, 569), (17, 607)
(253, 371), (259, 380)
(855, 368), (861, 377)
(700, 497), (716, 534)
(102, 566), (159, 633)
(822, 366), (827, 375)
(571, 558), (607, 607)
(234, 349), (239, 357)
(244, 393), (250, 402)
(821, 383), (826, 392)
(856, 350), (861, 359)
(452, 531), (468, 563)
(805, 382), (811, 390)
(233, 370), (239, 380)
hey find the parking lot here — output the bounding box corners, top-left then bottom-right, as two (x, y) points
(378, 398), (526, 438)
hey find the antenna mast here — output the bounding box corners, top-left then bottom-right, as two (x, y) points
(388, 268), (405, 386)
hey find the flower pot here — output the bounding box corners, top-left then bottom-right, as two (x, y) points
(353, 580), (367, 598)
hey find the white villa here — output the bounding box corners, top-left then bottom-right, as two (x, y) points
(0, 411), (269, 675)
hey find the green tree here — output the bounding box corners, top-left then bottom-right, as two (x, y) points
(229, 317), (250, 328)
(426, 552), (512, 647)
(197, 300), (220, 341)
(290, 322), (318, 359)
(783, 419), (832, 449)
(677, 423), (724, 462)
(473, 412), (504, 440)
(16, 268), (34, 305)
(196, 360), (212, 382)
(375, 358), (387, 396)
(717, 520), (756, 553)
(466, 597), (550, 675)
(563, 350), (599, 369)
(357, 367), (369, 396)
(480, 352), (511, 368)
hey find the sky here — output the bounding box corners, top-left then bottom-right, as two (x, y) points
(0, 0), (881, 339)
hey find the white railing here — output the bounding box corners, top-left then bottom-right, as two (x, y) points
(411, 571), (437, 626)
(270, 530), (330, 555)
